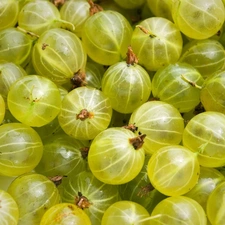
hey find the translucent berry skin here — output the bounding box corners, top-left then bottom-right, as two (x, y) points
(35, 134), (89, 177)
(88, 127), (145, 185)
(150, 196), (207, 225)
(207, 181), (225, 225)
(18, 1), (62, 36)
(185, 167), (224, 211)
(7, 173), (61, 225)
(172, 0), (225, 40)
(40, 203), (92, 225)
(129, 101), (184, 154)
(61, 170), (120, 225)
(119, 155), (167, 214)
(0, 28), (33, 67)
(101, 201), (150, 225)
(82, 10), (133, 66)
(200, 70), (225, 114)
(131, 17), (183, 71)
(147, 145), (200, 197)
(0, 61), (27, 102)
(183, 111), (225, 167)
(0, 94), (5, 124)
(0, 0), (19, 31)
(32, 28), (87, 85)
(147, 0), (173, 21)
(101, 61), (152, 114)
(85, 60), (105, 90)
(58, 86), (112, 140)
(0, 189), (19, 225)
(60, 0), (90, 37)
(0, 123), (43, 177)
(179, 39), (225, 79)
(152, 62), (204, 113)
(7, 75), (62, 127)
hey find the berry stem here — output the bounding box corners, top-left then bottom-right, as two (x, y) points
(56, 19), (75, 31)
(129, 134), (146, 150)
(80, 147), (90, 159)
(42, 43), (49, 50)
(17, 26), (39, 39)
(137, 183), (154, 197)
(51, 0), (65, 7)
(75, 192), (92, 209)
(76, 109), (94, 121)
(136, 25), (156, 38)
(181, 74), (202, 89)
(126, 46), (138, 65)
(88, 0), (103, 15)
(71, 70), (87, 89)
(48, 175), (67, 187)
(123, 123), (138, 132)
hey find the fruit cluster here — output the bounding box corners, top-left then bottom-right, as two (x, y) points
(1, 0), (225, 224)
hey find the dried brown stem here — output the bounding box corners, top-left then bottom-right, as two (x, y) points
(126, 46), (138, 65)
(88, 0), (103, 15)
(71, 70), (87, 89)
(48, 175), (67, 187)
(51, 0), (65, 7)
(80, 147), (90, 159)
(75, 192), (92, 209)
(123, 123), (138, 133)
(129, 134), (146, 150)
(76, 109), (94, 121)
(137, 183), (154, 197)
(42, 43), (49, 50)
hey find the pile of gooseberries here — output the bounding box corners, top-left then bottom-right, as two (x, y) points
(1, 0), (225, 225)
